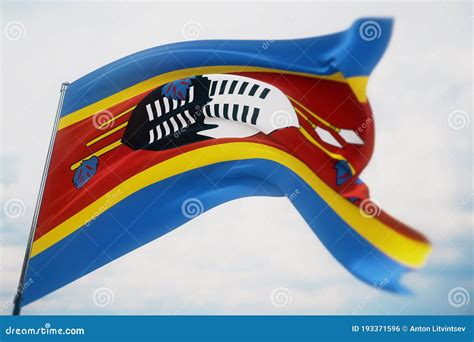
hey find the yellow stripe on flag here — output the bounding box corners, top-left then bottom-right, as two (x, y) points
(31, 142), (430, 268)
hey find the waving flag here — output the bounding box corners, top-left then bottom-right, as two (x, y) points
(16, 17), (431, 310)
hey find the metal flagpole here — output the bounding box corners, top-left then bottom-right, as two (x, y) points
(12, 82), (69, 315)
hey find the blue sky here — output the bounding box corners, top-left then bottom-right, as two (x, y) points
(0, 1), (472, 315)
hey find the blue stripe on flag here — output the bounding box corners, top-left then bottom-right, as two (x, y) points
(22, 157), (407, 306)
(61, 18), (393, 117)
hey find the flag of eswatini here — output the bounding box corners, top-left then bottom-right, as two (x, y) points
(20, 18), (431, 307)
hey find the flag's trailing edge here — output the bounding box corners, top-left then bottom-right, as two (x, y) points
(20, 17), (431, 307)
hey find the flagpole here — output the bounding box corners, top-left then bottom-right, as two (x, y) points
(12, 82), (69, 315)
